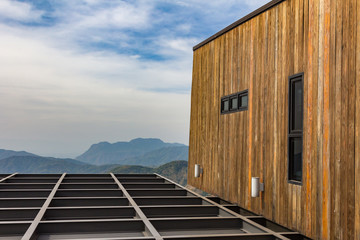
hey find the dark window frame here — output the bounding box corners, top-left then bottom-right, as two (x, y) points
(221, 90), (248, 114)
(288, 73), (304, 185)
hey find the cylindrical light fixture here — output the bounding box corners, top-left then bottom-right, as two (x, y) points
(251, 177), (264, 197)
(251, 177), (260, 197)
(194, 164), (201, 178)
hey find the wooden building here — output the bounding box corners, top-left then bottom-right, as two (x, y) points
(187, 0), (360, 239)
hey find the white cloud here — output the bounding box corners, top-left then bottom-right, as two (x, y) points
(155, 36), (198, 61)
(0, 0), (43, 22)
(52, 0), (153, 31)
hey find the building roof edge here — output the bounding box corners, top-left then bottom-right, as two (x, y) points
(193, 0), (285, 51)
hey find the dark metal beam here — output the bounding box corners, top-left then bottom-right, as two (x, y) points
(36, 219), (145, 234)
(5, 178), (59, 183)
(50, 197), (129, 207)
(43, 206), (136, 220)
(62, 177), (114, 183)
(0, 198), (46, 208)
(163, 233), (276, 240)
(59, 183), (119, 189)
(0, 208), (40, 221)
(0, 222), (31, 237)
(0, 183), (55, 189)
(115, 174), (157, 178)
(15, 174), (61, 178)
(0, 190), (51, 198)
(123, 183), (175, 189)
(141, 206), (220, 218)
(119, 178), (165, 183)
(55, 189), (123, 197)
(150, 217), (248, 231)
(134, 197), (203, 206)
(127, 189), (187, 197)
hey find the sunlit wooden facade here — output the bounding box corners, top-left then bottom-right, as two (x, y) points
(188, 0), (360, 239)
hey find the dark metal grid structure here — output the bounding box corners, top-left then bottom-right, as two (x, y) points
(0, 173), (309, 240)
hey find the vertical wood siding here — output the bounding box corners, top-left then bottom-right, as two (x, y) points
(188, 0), (359, 239)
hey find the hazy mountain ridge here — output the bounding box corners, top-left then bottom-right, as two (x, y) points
(76, 138), (188, 165)
(0, 138), (188, 185)
(0, 155), (188, 185)
(120, 146), (188, 167)
(0, 149), (37, 160)
(110, 160), (188, 185)
(0, 156), (119, 174)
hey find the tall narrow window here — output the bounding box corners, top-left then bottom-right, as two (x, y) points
(288, 73), (303, 184)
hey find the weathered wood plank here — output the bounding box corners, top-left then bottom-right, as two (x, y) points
(301, 0), (310, 236)
(333, 0), (343, 238)
(347, 0), (356, 239)
(329, 0), (337, 239)
(247, 17), (255, 210)
(272, 4), (279, 224)
(278, 2), (285, 226)
(355, 0), (360, 239)
(217, 34), (225, 197)
(340, 0), (349, 238)
(308, 0), (320, 237)
(321, 0), (331, 238)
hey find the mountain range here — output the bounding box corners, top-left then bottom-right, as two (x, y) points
(0, 138), (189, 185)
(0, 149), (36, 160)
(0, 155), (118, 174)
(76, 138), (188, 166)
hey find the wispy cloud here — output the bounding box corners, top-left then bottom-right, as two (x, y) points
(0, 0), (43, 22)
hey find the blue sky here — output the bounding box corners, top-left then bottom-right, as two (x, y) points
(0, 0), (269, 157)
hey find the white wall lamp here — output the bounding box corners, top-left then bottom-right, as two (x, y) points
(194, 164), (203, 178)
(251, 177), (264, 197)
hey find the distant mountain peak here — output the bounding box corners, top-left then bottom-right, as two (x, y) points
(0, 149), (37, 161)
(76, 138), (188, 165)
(130, 138), (164, 144)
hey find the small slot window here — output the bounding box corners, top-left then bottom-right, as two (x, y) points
(221, 90), (248, 115)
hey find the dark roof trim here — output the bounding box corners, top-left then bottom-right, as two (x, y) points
(193, 0), (286, 51)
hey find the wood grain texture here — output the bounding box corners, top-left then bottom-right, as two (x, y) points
(356, 0), (360, 239)
(188, 0), (359, 239)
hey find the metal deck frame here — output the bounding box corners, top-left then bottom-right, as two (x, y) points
(0, 173), (309, 240)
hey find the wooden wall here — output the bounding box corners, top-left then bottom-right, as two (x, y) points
(188, 0), (360, 239)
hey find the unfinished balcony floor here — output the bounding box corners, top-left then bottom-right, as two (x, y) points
(0, 173), (310, 240)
